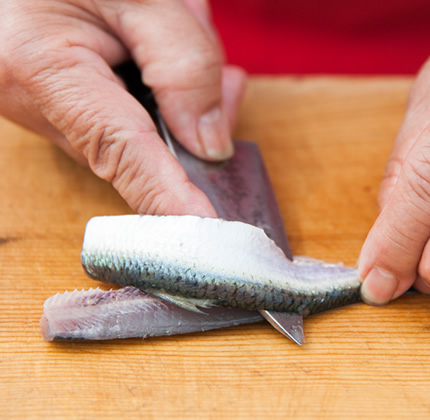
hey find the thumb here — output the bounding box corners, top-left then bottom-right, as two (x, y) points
(106, 0), (235, 161)
(358, 125), (430, 305)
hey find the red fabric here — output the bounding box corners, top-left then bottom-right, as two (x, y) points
(211, 0), (430, 74)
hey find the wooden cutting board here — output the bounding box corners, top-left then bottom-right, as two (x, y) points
(1, 76), (429, 419)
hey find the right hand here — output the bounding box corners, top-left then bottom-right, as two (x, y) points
(358, 58), (430, 304)
(0, 0), (246, 216)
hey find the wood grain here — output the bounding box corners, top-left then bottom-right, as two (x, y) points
(2, 76), (430, 419)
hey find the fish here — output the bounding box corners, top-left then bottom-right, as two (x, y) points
(40, 286), (262, 341)
(81, 215), (362, 316)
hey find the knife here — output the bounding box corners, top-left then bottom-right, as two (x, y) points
(116, 61), (305, 345)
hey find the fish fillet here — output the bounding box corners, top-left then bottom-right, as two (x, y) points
(81, 215), (362, 316)
(40, 286), (262, 341)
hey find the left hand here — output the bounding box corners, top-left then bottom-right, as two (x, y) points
(358, 58), (430, 305)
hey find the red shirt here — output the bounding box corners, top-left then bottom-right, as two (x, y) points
(211, 0), (430, 74)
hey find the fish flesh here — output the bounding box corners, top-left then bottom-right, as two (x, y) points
(81, 215), (361, 316)
(40, 286), (263, 341)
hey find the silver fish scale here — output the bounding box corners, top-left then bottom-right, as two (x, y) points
(81, 251), (361, 315)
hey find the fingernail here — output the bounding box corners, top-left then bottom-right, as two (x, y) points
(198, 107), (233, 160)
(360, 266), (398, 306)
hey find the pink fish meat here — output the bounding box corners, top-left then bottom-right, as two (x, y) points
(40, 286), (262, 341)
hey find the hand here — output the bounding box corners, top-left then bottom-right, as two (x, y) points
(359, 58), (430, 304)
(0, 0), (245, 216)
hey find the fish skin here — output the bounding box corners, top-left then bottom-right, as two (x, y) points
(40, 286), (263, 341)
(81, 215), (362, 316)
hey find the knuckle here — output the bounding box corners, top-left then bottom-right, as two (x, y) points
(102, 130), (168, 213)
(400, 130), (430, 217)
(135, 183), (168, 215)
(382, 156), (403, 184)
(378, 156), (403, 207)
(110, 143), (198, 215)
(403, 151), (430, 214)
(180, 47), (221, 77)
(146, 42), (222, 92)
(111, 150), (167, 215)
(0, 31), (31, 92)
(86, 126), (127, 183)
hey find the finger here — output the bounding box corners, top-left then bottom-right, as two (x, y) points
(221, 65), (247, 130)
(358, 125), (430, 305)
(103, 0), (233, 161)
(182, 0), (244, 117)
(33, 47), (217, 217)
(182, 0), (214, 36)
